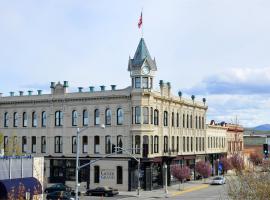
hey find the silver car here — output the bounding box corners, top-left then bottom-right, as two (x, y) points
(211, 176), (226, 185)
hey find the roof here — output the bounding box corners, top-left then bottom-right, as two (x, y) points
(0, 177), (42, 199)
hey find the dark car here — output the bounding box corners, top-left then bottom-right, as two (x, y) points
(46, 191), (75, 200)
(85, 186), (119, 197)
(44, 183), (72, 193)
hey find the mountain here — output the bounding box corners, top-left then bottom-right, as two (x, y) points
(253, 124), (270, 131)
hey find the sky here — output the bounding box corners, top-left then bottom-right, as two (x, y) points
(1, 0), (270, 127)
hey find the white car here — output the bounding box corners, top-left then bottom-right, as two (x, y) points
(211, 176), (226, 185)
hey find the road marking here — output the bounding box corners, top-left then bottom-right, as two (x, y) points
(171, 184), (209, 196)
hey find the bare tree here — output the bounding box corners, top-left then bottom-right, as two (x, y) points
(230, 153), (244, 174)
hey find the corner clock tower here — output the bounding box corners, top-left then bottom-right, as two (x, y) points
(128, 38), (157, 89)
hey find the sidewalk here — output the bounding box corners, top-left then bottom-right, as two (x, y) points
(118, 179), (210, 199)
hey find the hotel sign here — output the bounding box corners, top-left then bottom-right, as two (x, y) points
(100, 169), (115, 180)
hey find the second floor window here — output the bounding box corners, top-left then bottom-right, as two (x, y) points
(143, 107), (149, 124)
(117, 135), (123, 154)
(105, 109), (111, 125)
(55, 136), (63, 153)
(13, 112), (18, 127)
(32, 136), (36, 153)
(4, 112), (9, 127)
(32, 112), (37, 127)
(82, 136), (88, 153)
(154, 109), (159, 125)
(23, 112), (28, 127)
(72, 110), (78, 126)
(105, 135), (111, 154)
(135, 107), (141, 124)
(55, 111), (63, 126)
(135, 77), (141, 88)
(94, 136), (100, 154)
(22, 136), (27, 153)
(164, 136), (168, 153)
(164, 111), (168, 126)
(41, 136), (46, 153)
(72, 136), (77, 153)
(154, 136), (159, 153)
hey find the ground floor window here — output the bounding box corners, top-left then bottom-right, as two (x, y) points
(94, 165), (100, 183)
(117, 166), (123, 184)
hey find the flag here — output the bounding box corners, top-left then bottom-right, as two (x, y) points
(138, 12), (142, 28)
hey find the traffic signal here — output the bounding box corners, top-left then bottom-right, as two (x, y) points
(263, 144), (269, 156)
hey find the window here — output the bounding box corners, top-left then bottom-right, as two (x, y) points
(183, 114), (185, 128)
(187, 114), (189, 128)
(4, 112), (9, 127)
(190, 115), (192, 129)
(32, 112), (37, 127)
(4, 136), (8, 153)
(143, 107), (149, 124)
(94, 136), (100, 153)
(117, 135), (123, 154)
(55, 111), (63, 126)
(196, 137), (198, 151)
(202, 117), (205, 129)
(117, 166), (123, 184)
(22, 136), (27, 153)
(82, 110), (89, 126)
(72, 110), (78, 126)
(72, 136), (77, 153)
(41, 136), (46, 153)
(142, 77), (148, 88)
(135, 106), (141, 124)
(94, 109), (100, 125)
(55, 136), (63, 153)
(117, 108), (124, 125)
(172, 136), (175, 152)
(151, 136), (153, 154)
(171, 112), (174, 127)
(191, 137), (193, 152)
(164, 111), (168, 126)
(105, 109), (111, 125)
(176, 113), (179, 127)
(32, 136), (36, 153)
(154, 136), (159, 153)
(154, 109), (159, 125)
(187, 137), (189, 152)
(202, 138), (205, 151)
(13, 112), (18, 127)
(199, 137), (202, 151)
(164, 136), (168, 153)
(183, 136), (186, 152)
(150, 107), (153, 124)
(135, 135), (140, 154)
(105, 135), (111, 154)
(82, 136), (88, 153)
(23, 112), (28, 127)
(176, 136), (179, 152)
(135, 77), (141, 88)
(196, 116), (198, 129)
(41, 111), (46, 127)
(199, 117), (201, 129)
(94, 166), (100, 183)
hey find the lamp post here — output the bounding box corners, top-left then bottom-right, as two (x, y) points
(164, 163), (168, 197)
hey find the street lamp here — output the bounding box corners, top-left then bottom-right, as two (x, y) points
(164, 163), (168, 197)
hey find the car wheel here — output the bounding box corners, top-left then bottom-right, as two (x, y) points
(105, 193), (109, 197)
(88, 192), (92, 196)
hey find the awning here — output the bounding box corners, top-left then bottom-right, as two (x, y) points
(0, 177), (42, 199)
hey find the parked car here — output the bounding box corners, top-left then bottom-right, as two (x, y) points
(85, 186), (119, 197)
(211, 176), (226, 185)
(46, 191), (75, 200)
(44, 183), (72, 193)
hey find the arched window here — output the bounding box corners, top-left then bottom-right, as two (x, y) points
(117, 108), (124, 125)
(55, 111), (63, 126)
(172, 136), (175, 152)
(183, 114), (185, 128)
(199, 116), (201, 129)
(143, 107), (149, 124)
(117, 135), (123, 154)
(94, 109), (100, 125)
(72, 110), (78, 126)
(187, 114), (189, 128)
(94, 166), (100, 183)
(190, 115), (192, 128)
(164, 136), (168, 153)
(164, 111), (168, 126)
(32, 112), (37, 127)
(187, 137), (190, 152)
(183, 136), (186, 152)
(72, 136), (77, 153)
(105, 135), (111, 154)
(150, 107), (153, 124)
(176, 113), (179, 127)
(4, 112), (9, 127)
(105, 109), (111, 125)
(13, 112), (18, 127)
(154, 109), (159, 125)
(41, 111), (47, 127)
(171, 112), (174, 127)
(154, 136), (159, 153)
(195, 116), (198, 129)
(23, 112), (28, 127)
(82, 110), (89, 126)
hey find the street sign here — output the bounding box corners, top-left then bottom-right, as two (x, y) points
(218, 163), (223, 172)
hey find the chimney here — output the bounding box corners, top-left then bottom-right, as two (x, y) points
(78, 87), (83, 93)
(111, 85), (116, 91)
(28, 90), (33, 96)
(37, 90), (42, 95)
(100, 85), (105, 91)
(19, 91), (24, 96)
(89, 86), (94, 93)
(63, 81), (69, 88)
(50, 82), (55, 94)
(10, 92), (14, 97)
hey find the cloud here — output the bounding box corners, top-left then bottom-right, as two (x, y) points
(185, 68), (270, 95)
